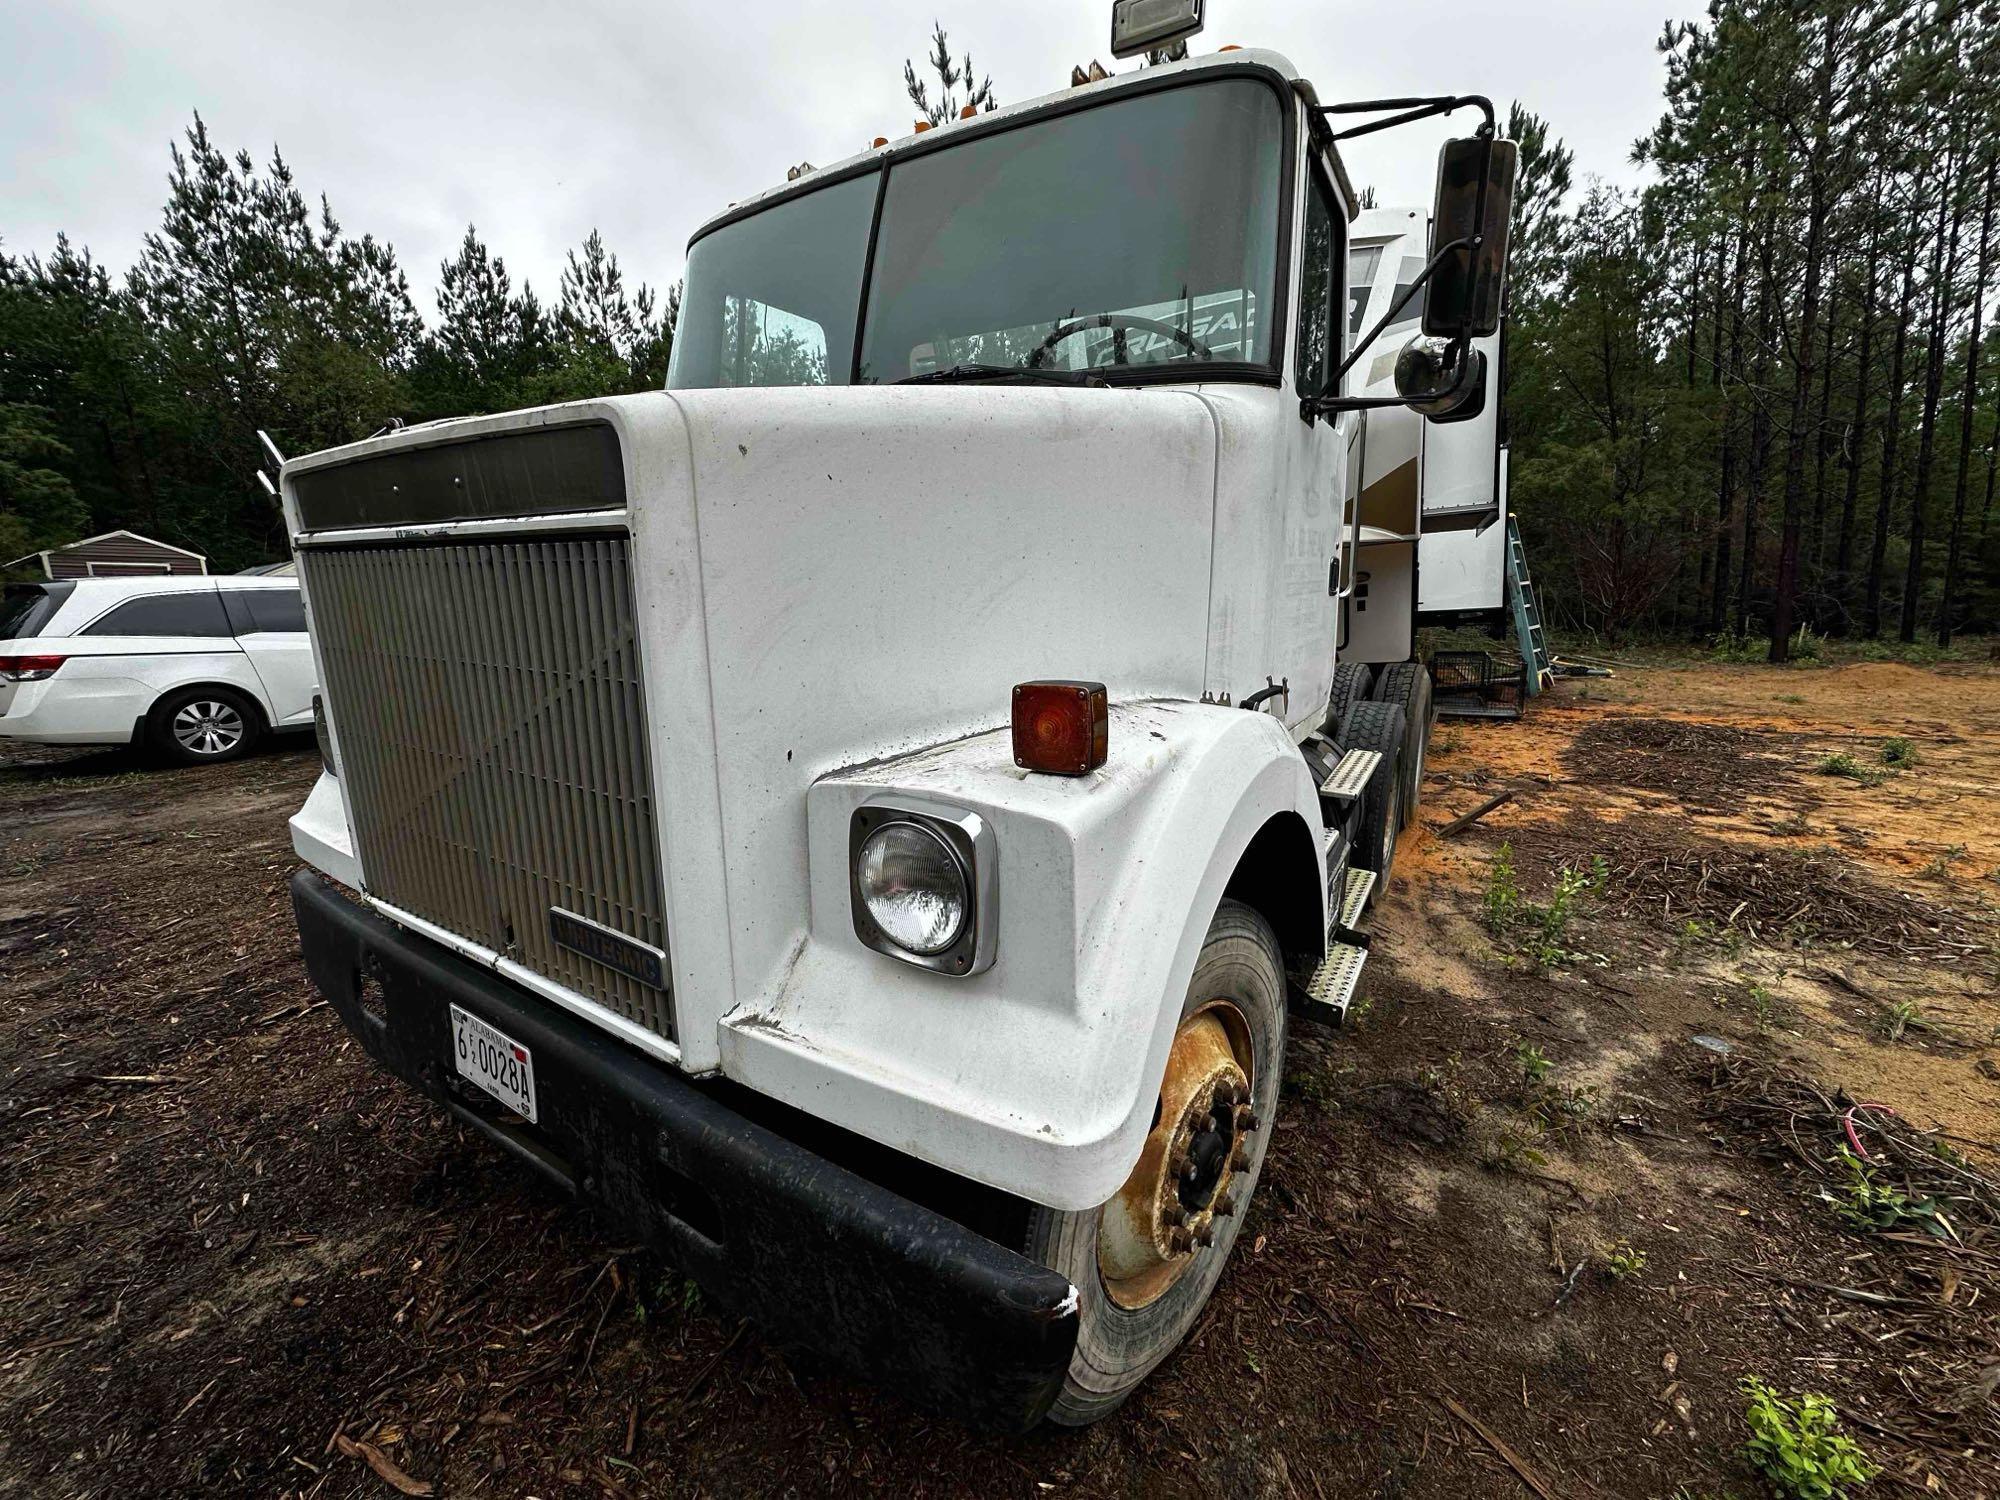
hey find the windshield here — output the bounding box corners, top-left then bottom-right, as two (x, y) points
(668, 77), (1286, 389)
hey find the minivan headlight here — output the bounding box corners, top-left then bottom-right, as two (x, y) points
(848, 801), (997, 976)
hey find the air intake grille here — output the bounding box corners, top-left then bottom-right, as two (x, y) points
(301, 536), (673, 1041)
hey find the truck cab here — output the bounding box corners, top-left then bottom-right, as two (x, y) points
(283, 41), (1511, 1430)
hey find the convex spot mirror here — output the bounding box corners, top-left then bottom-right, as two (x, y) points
(1424, 136), (1518, 341)
(1394, 335), (1487, 423)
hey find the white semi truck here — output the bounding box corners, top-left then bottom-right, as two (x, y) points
(282, 7), (1513, 1430)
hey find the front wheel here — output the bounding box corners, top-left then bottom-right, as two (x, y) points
(1023, 900), (1287, 1425)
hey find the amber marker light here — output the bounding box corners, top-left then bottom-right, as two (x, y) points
(1012, 681), (1109, 776)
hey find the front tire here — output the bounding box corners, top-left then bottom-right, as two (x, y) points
(1024, 900), (1288, 1425)
(148, 686), (262, 766)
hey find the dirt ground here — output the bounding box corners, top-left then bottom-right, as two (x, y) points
(3, 657), (1998, 1499)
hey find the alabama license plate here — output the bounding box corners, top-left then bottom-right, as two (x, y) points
(449, 1004), (538, 1123)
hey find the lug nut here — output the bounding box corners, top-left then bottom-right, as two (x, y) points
(1168, 1226), (1193, 1254)
(1214, 1193), (1237, 1218)
(1213, 1079), (1239, 1108)
(1229, 1143), (1251, 1172)
(1235, 1106), (1260, 1134)
(1194, 1222), (1216, 1248)
(1168, 1147), (1192, 1178)
(1162, 1202), (1186, 1227)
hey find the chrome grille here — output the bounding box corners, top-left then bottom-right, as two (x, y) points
(301, 535), (672, 1040)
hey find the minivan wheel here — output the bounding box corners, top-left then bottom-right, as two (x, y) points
(149, 687), (262, 765)
(1023, 900), (1286, 1426)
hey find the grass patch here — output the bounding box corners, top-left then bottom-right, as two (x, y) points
(1879, 736), (1917, 768)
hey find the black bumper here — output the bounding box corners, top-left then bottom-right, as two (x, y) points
(291, 872), (1078, 1431)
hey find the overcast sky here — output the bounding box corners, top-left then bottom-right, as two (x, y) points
(3, 1), (1674, 319)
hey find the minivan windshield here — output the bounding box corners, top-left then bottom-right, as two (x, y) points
(668, 77), (1286, 389)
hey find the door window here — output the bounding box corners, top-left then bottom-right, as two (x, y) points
(81, 591), (232, 637)
(1295, 170), (1344, 398)
(232, 590), (307, 634)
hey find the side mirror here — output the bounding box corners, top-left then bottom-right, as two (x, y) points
(1423, 137), (1517, 340)
(1393, 335), (1486, 421)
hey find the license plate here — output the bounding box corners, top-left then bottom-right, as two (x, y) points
(449, 1004), (538, 1123)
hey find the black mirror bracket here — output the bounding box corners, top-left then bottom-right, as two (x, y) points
(1305, 93), (1512, 418)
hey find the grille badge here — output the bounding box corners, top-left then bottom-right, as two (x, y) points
(549, 908), (668, 991)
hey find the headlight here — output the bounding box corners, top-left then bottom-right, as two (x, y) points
(856, 821), (967, 954)
(848, 801), (997, 976)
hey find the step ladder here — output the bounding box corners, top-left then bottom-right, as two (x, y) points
(1300, 832), (1371, 1021)
(1507, 516), (1553, 697)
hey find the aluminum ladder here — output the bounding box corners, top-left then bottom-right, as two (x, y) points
(1506, 516), (1553, 697)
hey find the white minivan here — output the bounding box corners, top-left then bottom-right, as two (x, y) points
(0, 574), (314, 764)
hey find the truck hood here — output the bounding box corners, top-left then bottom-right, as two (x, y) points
(643, 382), (1219, 1056)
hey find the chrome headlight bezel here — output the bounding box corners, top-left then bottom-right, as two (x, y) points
(849, 798), (997, 977)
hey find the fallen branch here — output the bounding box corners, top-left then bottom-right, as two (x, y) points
(1439, 1395), (1561, 1499)
(333, 1433), (435, 1497)
(1439, 790), (1516, 838)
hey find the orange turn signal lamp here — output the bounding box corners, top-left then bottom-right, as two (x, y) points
(1012, 681), (1109, 776)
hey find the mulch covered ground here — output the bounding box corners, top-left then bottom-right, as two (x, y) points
(3, 667), (1999, 1497)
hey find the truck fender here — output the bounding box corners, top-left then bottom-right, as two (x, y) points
(722, 700), (1327, 1211)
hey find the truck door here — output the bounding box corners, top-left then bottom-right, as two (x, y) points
(1277, 154), (1349, 732)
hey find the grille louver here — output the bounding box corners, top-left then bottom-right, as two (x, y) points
(301, 535), (673, 1041)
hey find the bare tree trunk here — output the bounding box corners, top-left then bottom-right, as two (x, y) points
(1834, 208), (1883, 631)
(1868, 199), (1923, 638)
(1901, 158), (1963, 642)
(1770, 14), (1843, 663)
(1710, 226), (1750, 638)
(1739, 218), (1777, 642)
(1938, 156), (1997, 646)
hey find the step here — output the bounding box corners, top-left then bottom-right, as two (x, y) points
(1319, 748), (1382, 803)
(1301, 941), (1369, 1019)
(1437, 699), (1525, 720)
(1336, 866), (1376, 932)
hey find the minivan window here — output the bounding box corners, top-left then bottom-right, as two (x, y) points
(0, 582), (73, 641)
(81, 591), (232, 638)
(235, 590), (307, 634)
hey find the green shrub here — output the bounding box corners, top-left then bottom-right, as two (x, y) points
(1514, 1040), (1551, 1084)
(1740, 1378), (1876, 1499)
(1602, 1240), (1647, 1280)
(1817, 753), (1884, 786)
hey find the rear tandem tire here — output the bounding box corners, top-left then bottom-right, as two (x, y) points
(1325, 662), (1374, 739)
(1338, 700), (1407, 891)
(1370, 661), (1435, 829)
(1022, 900), (1287, 1426)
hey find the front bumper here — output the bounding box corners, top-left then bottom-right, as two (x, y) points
(290, 873), (1078, 1431)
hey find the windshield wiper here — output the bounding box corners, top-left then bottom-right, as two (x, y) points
(895, 363), (1107, 387)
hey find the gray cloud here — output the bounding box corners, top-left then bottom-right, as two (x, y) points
(2, 0), (1667, 317)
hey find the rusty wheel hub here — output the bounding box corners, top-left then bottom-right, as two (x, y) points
(1098, 1004), (1258, 1310)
